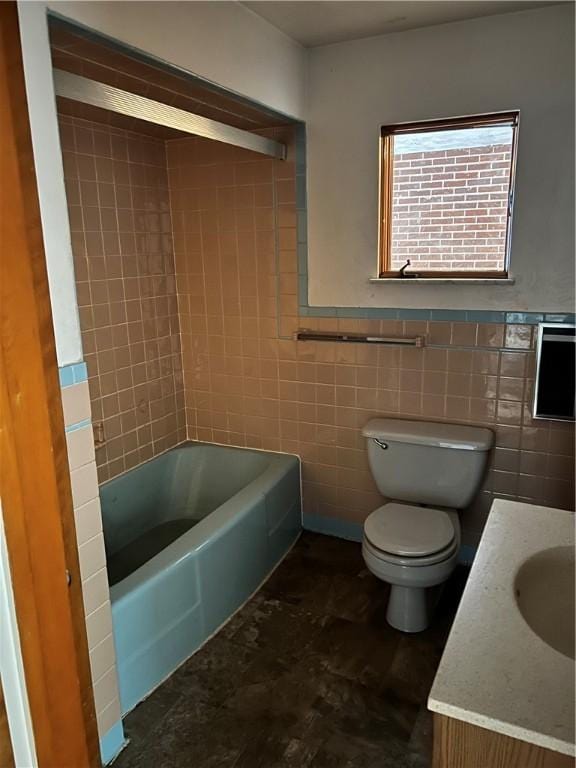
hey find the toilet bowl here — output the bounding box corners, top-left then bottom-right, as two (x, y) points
(362, 503), (460, 632)
(361, 418), (493, 633)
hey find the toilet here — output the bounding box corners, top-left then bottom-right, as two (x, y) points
(362, 418), (493, 633)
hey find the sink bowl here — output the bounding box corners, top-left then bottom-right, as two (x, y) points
(514, 545), (575, 660)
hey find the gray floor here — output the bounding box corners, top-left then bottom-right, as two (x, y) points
(113, 532), (467, 768)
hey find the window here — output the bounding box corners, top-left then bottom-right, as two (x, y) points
(379, 112), (519, 279)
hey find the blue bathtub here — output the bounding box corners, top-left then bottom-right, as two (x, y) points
(99, 442), (302, 714)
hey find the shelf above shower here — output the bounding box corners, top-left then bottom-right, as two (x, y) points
(53, 69), (287, 160)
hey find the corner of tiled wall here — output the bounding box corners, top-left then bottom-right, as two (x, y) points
(59, 362), (125, 764)
(59, 113), (187, 485)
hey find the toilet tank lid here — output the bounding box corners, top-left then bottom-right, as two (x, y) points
(362, 418), (494, 451)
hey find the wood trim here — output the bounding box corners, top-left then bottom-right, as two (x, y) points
(0, 4), (100, 766)
(381, 111), (519, 136)
(502, 112), (520, 276)
(433, 714), (574, 768)
(378, 271), (509, 279)
(378, 111), (519, 279)
(379, 132), (394, 274)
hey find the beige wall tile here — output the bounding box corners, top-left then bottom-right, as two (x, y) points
(70, 460), (99, 509)
(89, 634), (117, 686)
(81, 566), (110, 616)
(93, 666), (121, 715)
(78, 533), (107, 584)
(85, 600), (114, 651)
(61, 381), (92, 427)
(60, 115), (185, 483)
(66, 424), (96, 470)
(74, 497), (103, 546)
(96, 697), (122, 738)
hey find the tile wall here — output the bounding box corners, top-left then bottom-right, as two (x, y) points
(167, 131), (575, 546)
(60, 114), (574, 549)
(60, 376), (122, 748)
(59, 114), (186, 483)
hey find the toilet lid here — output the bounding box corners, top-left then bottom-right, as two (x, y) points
(364, 503), (455, 557)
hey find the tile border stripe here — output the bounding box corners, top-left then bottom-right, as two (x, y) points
(298, 307), (575, 324)
(59, 362), (88, 388)
(303, 513), (363, 543)
(65, 418), (92, 435)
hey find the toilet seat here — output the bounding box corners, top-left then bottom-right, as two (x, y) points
(363, 533), (459, 568)
(364, 503), (457, 564)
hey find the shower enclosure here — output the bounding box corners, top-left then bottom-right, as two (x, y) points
(51, 15), (303, 716)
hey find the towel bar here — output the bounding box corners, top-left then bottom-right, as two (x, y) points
(295, 330), (425, 347)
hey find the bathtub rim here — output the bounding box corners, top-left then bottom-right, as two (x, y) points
(99, 439), (301, 493)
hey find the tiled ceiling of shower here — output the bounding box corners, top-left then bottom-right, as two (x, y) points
(49, 18), (289, 139)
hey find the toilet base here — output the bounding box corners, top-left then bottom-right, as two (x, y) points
(386, 584), (444, 633)
(362, 532), (458, 633)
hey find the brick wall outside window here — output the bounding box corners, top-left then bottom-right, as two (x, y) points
(390, 144), (512, 271)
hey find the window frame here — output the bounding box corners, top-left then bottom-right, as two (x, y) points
(378, 111), (520, 279)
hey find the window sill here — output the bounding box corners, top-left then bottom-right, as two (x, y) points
(369, 277), (516, 285)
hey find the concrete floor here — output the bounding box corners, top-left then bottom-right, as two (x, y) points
(113, 532), (467, 768)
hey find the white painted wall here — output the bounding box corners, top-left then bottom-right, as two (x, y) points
(306, 4), (575, 312)
(47, 0), (307, 120)
(18, 1), (83, 366)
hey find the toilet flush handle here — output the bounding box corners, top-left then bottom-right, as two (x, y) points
(373, 438), (388, 450)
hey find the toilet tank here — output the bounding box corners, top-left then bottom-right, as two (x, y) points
(362, 418), (494, 508)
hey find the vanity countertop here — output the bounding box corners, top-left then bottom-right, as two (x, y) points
(428, 499), (575, 757)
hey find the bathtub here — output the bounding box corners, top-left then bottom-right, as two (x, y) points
(99, 442), (301, 714)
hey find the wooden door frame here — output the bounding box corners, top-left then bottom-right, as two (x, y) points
(0, 3), (100, 765)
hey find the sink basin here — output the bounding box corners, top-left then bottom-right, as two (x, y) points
(514, 546), (575, 660)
